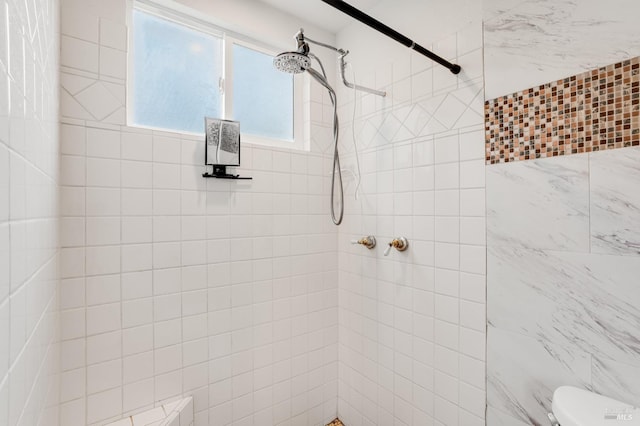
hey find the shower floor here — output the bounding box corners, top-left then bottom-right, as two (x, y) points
(326, 419), (345, 426)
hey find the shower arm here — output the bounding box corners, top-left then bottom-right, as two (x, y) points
(339, 53), (386, 97)
(304, 35), (387, 97)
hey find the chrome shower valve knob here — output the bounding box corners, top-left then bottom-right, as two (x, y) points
(384, 237), (409, 256)
(350, 236), (376, 249)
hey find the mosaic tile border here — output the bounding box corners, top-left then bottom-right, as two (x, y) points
(485, 57), (640, 164)
(326, 419), (345, 426)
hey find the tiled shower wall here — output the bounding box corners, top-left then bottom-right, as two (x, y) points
(485, 57), (639, 164)
(57, 1), (340, 425)
(484, 1), (640, 424)
(335, 11), (487, 426)
(486, 147), (640, 425)
(0, 0), (60, 425)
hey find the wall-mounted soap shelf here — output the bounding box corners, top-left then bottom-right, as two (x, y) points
(202, 165), (252, 180)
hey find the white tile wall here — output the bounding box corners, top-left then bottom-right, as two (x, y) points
(58, 1), (339, 425)
(1, 0), (60, 425)
(335, 17), (486, 426)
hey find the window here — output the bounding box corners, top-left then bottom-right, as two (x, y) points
(130, 3), (305, 149)
(231, 44), (294, 141)
(131, 10), (222, 134)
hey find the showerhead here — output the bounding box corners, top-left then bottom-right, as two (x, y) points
(272, 28), (345, 225)
(273, 51), (311, 74)
(274, 28), (311, 74)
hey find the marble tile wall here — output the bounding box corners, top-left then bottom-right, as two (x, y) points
(484, 0), (640, 100)
(485, 2), (640, 424)
(486, 147), (640, 425)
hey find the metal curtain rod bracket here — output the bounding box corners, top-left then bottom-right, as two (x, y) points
(320, 0), (462, 75)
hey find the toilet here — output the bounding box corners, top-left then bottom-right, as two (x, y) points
(549, 386), (640, 425)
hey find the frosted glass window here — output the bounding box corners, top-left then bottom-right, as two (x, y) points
(232, 44), (294, 141)
(132, 10), (222, 133)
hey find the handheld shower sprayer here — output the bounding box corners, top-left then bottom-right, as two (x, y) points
(273, 29), (385, 225)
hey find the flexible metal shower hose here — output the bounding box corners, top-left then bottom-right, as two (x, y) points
(308, 54), (343, 225)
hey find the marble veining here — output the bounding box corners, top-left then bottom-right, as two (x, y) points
(484, 0), (640, 99)
(592, 357), (640, 407)
(485, 2), (640, 420)
(590, 147), (640, 256)
(487, 147), (640, 426)
(488, 245), (640, 367)
(486, 155), (590, 251)
(487, 326), (591, 425)
(486, 407), (532, 426)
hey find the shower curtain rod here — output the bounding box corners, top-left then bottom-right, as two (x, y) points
(320, 0), (462, 75)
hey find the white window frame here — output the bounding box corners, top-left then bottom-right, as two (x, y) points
(128, 0), (308, 151)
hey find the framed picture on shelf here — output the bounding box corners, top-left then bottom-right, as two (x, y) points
(205, 117), (240, 167)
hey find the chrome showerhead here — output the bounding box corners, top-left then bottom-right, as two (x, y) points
(273, 28), (311, 74)
(273, 51), (311, 74)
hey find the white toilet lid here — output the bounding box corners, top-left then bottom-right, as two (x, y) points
(552, 386), (640, 426)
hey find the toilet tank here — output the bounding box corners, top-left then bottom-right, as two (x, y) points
(552, 386), (640, 426)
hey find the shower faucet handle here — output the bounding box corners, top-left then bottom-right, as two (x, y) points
(351, 236), (376, 249)
(384, 237), (409, 256)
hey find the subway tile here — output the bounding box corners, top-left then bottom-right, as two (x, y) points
(434, 163), (459, 190)
(99, 45), (126, 79)
(86, 274), (120, 306)
(87, 127), (120, 159)
(121, 160), (152, 188)
(122, 298), (152, 329)
(60, 308), (86, 340)
(123, 325), (154, 356)
(459, 188), (484, 217)
(61, 7), (99, 42)
(87, 387), (122, 424)
(122, 271), (152, 300)
(86, 187), (120, 216)
(87, 157), (120, 187)
(86, 216), (120, 246)
(60, 368), (86, 402)
(99, 18), (127, 51)
(61, 124), (87, 155)
(121, 217), (152, 244)
(86, 245), (121, 275)
(60, 217), (85, 247)
(86, 303), (121, 335)
(87, 359), (121, 394)
(61, 35), (99, 73)
(459, 129), (484, 161)
(121, 131), (152, 161)
(87, 330), (123, 365)
(459, 217), (485, 246)
(122, 243), (153, 272)
(460, 244), (486, 274)
(121, 189), (152, 216)
(123, 351), (154, 384)
(123, 379), (154, 413)
(60, 155), (86, 186)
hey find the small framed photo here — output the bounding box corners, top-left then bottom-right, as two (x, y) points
(205, 117), (240, 166)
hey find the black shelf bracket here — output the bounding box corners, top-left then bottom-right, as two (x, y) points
(202, 165), (252, 180)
